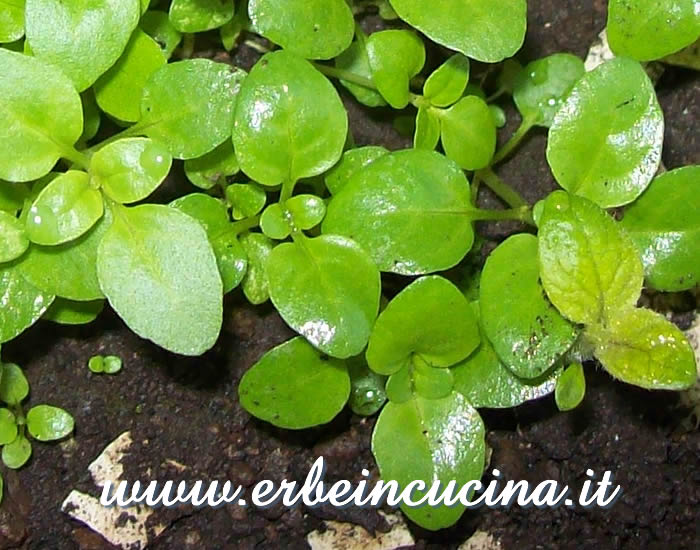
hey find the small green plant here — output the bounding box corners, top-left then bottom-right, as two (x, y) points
(1, 0), (699, 530)
(88, 355), (123, 374)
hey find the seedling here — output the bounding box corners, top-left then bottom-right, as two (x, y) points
(88, 355), (123, 375)
(0, 0), (698, 531)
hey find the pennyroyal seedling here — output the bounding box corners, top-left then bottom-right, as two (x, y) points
(0, 0), (698, 530)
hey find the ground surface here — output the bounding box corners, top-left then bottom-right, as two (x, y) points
(1, 1), (699, 548)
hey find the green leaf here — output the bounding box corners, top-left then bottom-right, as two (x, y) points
(44, 298), (103, 325)
(285, 195), (326, 230)
(26, 405), (74, 441)
(372, 392), (485, 530)
(324, 146), (389, 195)
(25, 0), (140, 91)
(141, 10), (182, 58)
(260, 204), (291, 240)
(334, 41), (387, 108)
(169, 0), (234, 33)
(366, 30), (425, 109)
(0, 182), (30, 214)
(2, 434), (31, 469)
(80, 90), (101, 143)
(607, 0), (700, 61)
(662, 38), (700, 70)
(480, 234), (578, 378)
(437, 96), (496, 171)
(366, 276), (479, 375)
(170, 193), (248, 293)
(139, 59), (246, 159)
(233, 50), (348, 186)
(0, 0), (25, 43)
(513, 53), (585, 127)
(587, 308), (697, 390)
(490, 104), (507, 128)
(25, 171), (103, 246)
(0, 409), (17, 446)
(226, 183), (267, 220)
(413, 107), (441, 151)
(423, 54), (470, 108)
(453, 303), (560, 409)
(388, 0), (526, 63)
(94, 29), (166, 123)
(103, 355), (122, 374)
(239, 337), (350, 429)
(0, 49), (83, 182)
(347, 357), (387, 416)
(0, 211), (28, 263)
(555, 362), (585, 411)
(184, 141), (239, 190)
(538, 191), (643, 327)
(323, 149), (474, 275)
(0, 363), (28, 405)
(17, 209), (111, 301)
(97, 204), (223, 355)
(546, 57), (664, 208)
(239, 232), (274, 304)
(0, 263), (53, 343)
(91, 138), (172, 204)
(88, 355), (104, 373)
(267, 235), (380, 358)
(248, 0), (354, 60)
(619, 166), (700, 291)
(411, 356), (455, 399)
(220, 6), (247, 51)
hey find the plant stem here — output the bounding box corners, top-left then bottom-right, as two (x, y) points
(280, 179), (296, 203)
(231, 215), (261, 235)
(88, 124), (142, 153)
(313, 63), (377, 90)
(61, 146), (91, 171)
(469, 205), (534, 226)
(476, 167), (528, 209)
(243, 39), (272, 54)
(180, 33), (195, 59)
(470, 172), (482, 204)
(492, 117), (534, 165)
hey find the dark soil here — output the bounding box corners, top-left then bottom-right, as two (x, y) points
(1, 1), (699, 549)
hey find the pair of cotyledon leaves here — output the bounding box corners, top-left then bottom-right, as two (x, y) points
(248, 0), (526, 63)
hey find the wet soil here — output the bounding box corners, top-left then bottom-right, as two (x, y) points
(1, 1), (699, 549)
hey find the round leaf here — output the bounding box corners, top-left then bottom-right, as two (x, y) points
(323, 149), (474, 275)
(0, 363), (28, 405)
(17, 209), (111, 301)
(538, 191), (644, 326)
(607, 0), (700, 61)
(267, 235), (381, 359)
(334, 41), (387, 108)
(139, 59), (246, 159)
(0, 0), (25, 43)
(169, 0), (234, 33)
(366, 276), (479, 375)
(260, 204), (291, 240)
(423, 54), (470, 108)
(141, 10), (182, 59)
(366, 30), (426, 109)
(285, 194), (326, 230)
(44, 298), (104, 325)
(437, 96), (496, 170)
(587, 308), (697, 391)
(248, 0), (354, 60)
(25, 0), (140, 91)
(620, 166), (700, 291)
(94, 29), (166, 123)
(324, 146), (388, 195)
(513, 53), (585, 127)
(414, 107), (441, 151)
(453, 303), (560, 409)
(25, 171), (104, 246)
(555, 362), (585, 411)
(91, 138), (172, 204)
(0, 49), (83, 182)
(546, 57), (664, 208)
(239, 232), (273, 304)
(239, 337), (351, 429)
(0, 263), (53, 343)
(388, 0), (526, 63)
(347, 358), (387, 416)
(0, 182), (30, 214)
(0, 409), (17, 446)
(226, 183), (267, 220)
(233, 50), (348, 186)
(184, 141), (239, 190)
(27, 405), (74, 441)
(0, 211), (28, 263)
(372, 392), (485, 530)
(97, 204), (223, 356)
(2, 434), (31, 469)
(480, 234), (579, 378)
